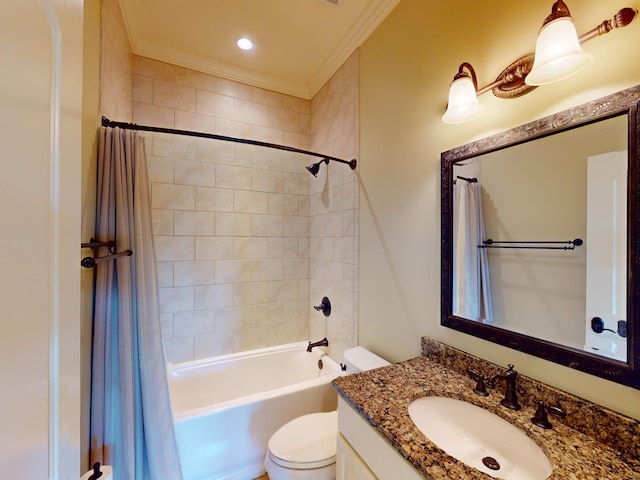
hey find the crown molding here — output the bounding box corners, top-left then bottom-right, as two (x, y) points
(118, 0), (400, 100)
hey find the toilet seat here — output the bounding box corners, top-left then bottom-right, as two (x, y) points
(267, 411), (338, 470)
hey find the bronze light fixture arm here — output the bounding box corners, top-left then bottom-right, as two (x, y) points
(470, 6), (638, 99)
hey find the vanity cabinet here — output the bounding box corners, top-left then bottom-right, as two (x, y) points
(337, 397), (425, 480)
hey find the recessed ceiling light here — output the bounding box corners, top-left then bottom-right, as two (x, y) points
(237, 38), (253, 50)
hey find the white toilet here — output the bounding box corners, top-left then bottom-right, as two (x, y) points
(264, 347), (389, 480)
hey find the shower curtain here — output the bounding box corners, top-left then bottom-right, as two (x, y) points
(453, 179), (493, 323)
(90, 127), (183, 480)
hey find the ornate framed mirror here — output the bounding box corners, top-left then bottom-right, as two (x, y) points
(441, 85), (640, 389)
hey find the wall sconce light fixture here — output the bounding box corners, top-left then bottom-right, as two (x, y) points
(442, 1), (637, 124)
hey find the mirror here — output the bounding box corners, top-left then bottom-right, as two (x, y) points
(441, 85), (640, 389)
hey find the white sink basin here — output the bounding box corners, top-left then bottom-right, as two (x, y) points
(408, 396), (552, 480)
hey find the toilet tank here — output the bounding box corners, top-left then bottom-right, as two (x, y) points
(342, 347), (389, 374)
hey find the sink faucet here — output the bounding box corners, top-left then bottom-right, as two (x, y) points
(488, 364), (521, 410)
(307, 337), (329, 352)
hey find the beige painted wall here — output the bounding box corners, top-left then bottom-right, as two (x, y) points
(358, 0), (640, 419)
(477, 115), (626, 347)
(1, 0), (88, 477)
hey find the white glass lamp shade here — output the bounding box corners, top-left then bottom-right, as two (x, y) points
(525, 17), (592, 86)
(442, 75), (485, 124)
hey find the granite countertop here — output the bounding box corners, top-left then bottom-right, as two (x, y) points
(333, 355), (638, 479)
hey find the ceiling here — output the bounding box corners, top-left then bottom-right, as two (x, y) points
(119, 0), (400, 100)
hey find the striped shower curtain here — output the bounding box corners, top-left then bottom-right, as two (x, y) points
(89, 126), (183, 479)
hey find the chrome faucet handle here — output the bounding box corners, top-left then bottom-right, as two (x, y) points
(531, 399), (565, 429)
(467, 369), (489, 396)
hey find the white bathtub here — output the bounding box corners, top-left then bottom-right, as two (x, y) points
(168, 342), (342, 480)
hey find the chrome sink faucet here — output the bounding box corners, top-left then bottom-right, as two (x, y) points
(488, 364), (522, 410)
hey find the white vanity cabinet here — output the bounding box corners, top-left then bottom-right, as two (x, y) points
(336, 397), (426, 480)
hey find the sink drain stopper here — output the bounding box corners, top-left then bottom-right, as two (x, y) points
(482, 456), (501, 470)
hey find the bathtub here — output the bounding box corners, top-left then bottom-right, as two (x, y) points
(168, 342), (342, 480)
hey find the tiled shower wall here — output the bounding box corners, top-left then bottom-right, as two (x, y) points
(309, 52), (360, 362)
(145, 134), (312, 362)
(131, 53), (359, 363)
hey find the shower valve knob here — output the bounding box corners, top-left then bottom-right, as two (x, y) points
(313, 296), (331, 316)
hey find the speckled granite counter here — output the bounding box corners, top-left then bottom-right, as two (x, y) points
(333, 339), (640, 479)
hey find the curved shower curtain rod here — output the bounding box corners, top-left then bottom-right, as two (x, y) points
(101, 117), (357, 171)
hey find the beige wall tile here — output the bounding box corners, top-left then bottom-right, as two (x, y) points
(152, 132), (196, 159)
(196, 186), (234, 212)
(195, 332), (233, 359)
(235, 98), (270, 126)
(283, 173), (310, 195)
(267, 280), (299, 302)
(252, 87), (285, 108)
(214, 306), (252, 331)
(195, 236), (234, 260)
(175, 159), (216, 187)
(153, 79), (196, 112)
(232, 282), (268, 306)
(174, 211), (215, 236)
(196, 138), (234, 164)
(147, 155), (174, 183)
(133, 56), (175, 82)
(234, 143), (270, 169)
(161, 313), (174, 339)
(152, 209), (174, 235)
(215, 164), (253, 190)
(176, 67), (216, 92)
(133, 102), (174, 128)
(250, 125), (283, 145)
(197, 90), (234, 120)
(164, 337), (194, 363)
(216, 212), (252, 236)
(154, 236), (194, 261)
(152, 183), (195, 210)
(133, 74), (153, 103)
(268, 193), (299, 215)
(215, 118), (252, 139)
(214, 260), (252, 284)
(234, 190), (269, 214)
(252, 214), (283, 237)
(174, 111), (217, 135)
(159, 286), (195, 313)
(250, 259), (283, 282)
(216, 78), (252, 101)
(234, 237), (268, 259)
(284, 216), (310, 237)
(252, 170), (283, 193)
(156, 262), (174, 287)
(284, 258), (309, 280)
(194, 284), (234, 309)
(174, 310), (214, 337)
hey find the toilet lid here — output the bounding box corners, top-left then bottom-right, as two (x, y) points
(268, 411), (338, 469)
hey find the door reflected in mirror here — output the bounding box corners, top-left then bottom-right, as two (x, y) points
(452, 115), (628, 362)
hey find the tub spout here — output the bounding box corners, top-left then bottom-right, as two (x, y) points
(307, 337), (329, 352)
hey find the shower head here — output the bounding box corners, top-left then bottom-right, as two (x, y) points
(306, 162), (321, 177)
(305, 157), (357, 177)
(305, 158), (329, 177)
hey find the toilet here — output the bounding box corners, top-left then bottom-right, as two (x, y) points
(264, 347), (390, 480)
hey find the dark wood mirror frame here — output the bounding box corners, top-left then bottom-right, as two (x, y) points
(441, 84), (640, 389)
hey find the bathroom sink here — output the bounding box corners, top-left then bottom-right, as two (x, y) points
(408, 396), (552, 479)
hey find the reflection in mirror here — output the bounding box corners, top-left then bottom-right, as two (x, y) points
(441, 85), (640, 389)
(452, 116), (628, 361)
